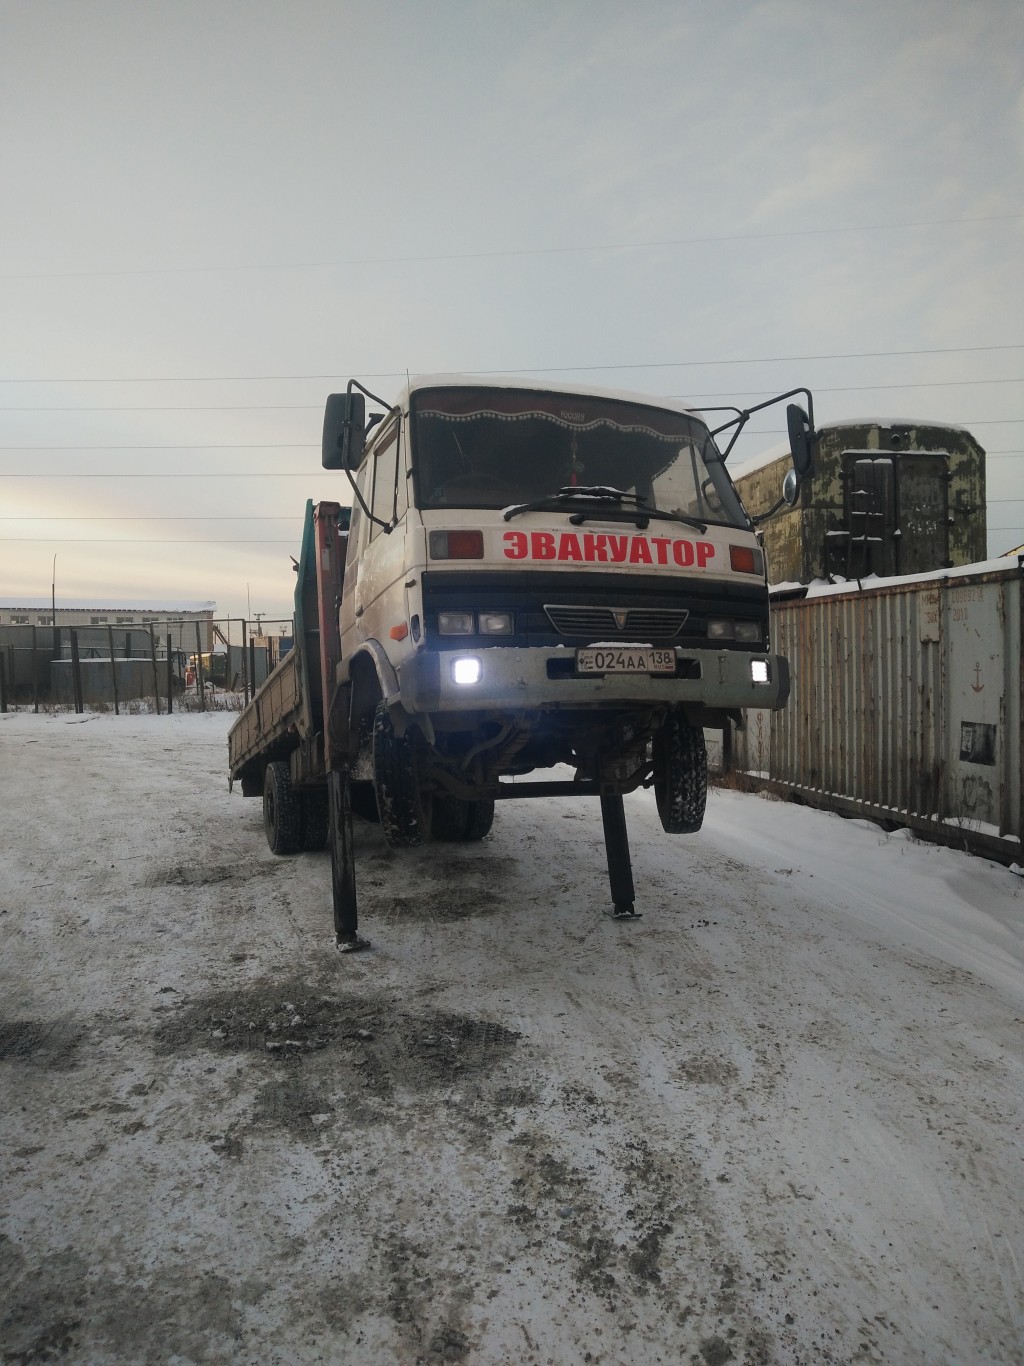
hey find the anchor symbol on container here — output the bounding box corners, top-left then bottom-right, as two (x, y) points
(970, 662), (984, 694)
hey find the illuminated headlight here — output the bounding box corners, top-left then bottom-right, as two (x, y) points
(707, 619), (733, 640)
(438, 611), (475, 635)
(734, 621), (762, 643)
(478, 611), (513, 635)
(451, 656), (482, 685)
(750, 659), (770, 684)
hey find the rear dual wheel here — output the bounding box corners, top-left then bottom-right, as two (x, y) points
(431, 794), (495, 842)
(263, 762), (329, 854)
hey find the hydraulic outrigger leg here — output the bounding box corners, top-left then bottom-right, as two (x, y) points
(600, 794), (640, 919)
(328, 768), (370, 952)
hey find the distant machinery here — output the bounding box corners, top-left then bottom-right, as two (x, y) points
(732, 420), (986, 584)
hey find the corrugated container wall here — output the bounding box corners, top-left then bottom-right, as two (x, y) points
(736, 563), (1022, 863)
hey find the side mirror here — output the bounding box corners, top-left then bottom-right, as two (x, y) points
(786, 404), (815, 481)
(322, 391), (366, 469)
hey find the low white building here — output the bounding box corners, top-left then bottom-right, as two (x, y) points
(0, 599), (216, 653)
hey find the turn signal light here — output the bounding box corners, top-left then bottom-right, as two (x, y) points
(429, 530), (484, 559)
(729, 544), (764, 575)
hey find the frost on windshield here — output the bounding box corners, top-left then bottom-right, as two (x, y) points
(411, 387), (747, 528)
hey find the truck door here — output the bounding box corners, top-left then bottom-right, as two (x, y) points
(351, 414), (410, 645)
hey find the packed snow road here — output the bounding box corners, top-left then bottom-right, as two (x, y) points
(1, 710), (1022, 1365)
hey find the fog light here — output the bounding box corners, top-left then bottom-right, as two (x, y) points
(479, 611), (513, 635)
(439, 611), (474, 635)
(750, 659), (770, 684)
(451, 656), (482, 685)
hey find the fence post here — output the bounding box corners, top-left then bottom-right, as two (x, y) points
(70, 628), (84, 714)
(166, 633), (174, 714)
(0, 650), (7, 713)
(249, 638), (257, 696)
(195, 622), (206, 711)
(148, 624), (161, 714)
(106, 624), (119, 715)
(241, 618), (248, 702)
(31, 625), (39, 713)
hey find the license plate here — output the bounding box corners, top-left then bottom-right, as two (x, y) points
(576, 647), (676, 674)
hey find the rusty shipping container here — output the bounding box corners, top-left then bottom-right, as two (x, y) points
(735, 559), (1022, 864)
(732, 420), (987, 586)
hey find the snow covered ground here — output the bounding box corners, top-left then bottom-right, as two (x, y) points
(2, 709), (1022, 1365)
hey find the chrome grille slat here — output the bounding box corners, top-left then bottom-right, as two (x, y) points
(543, 604), (688, 639)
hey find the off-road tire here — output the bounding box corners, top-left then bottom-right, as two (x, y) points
(300, 788), (329, 851)
(431, 795), (471, 841)
(349, 780), (380, 824)
(430, 795), (496, 841)
(264, 761), (302, 855)
(372, 701), (431, 848)
(653, 710), (707, 834)
(463, 798), (495, 841)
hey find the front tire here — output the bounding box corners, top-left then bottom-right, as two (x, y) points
(372, 702), (432, 848)
(264, 761), (302, 855)
(652, 710), (707, 834)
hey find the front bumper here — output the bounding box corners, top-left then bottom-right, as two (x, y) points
(397, 646), (789, 715)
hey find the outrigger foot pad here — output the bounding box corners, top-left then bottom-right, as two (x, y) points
(605, 903), (642, 920)
(336, 935), (371, 953)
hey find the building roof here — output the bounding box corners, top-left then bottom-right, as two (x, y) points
(0, 599), (216, 612)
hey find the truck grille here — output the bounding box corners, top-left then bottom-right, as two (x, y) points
(543, 604), (689, 639)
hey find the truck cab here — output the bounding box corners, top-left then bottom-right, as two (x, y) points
(325, 376), (805, 848)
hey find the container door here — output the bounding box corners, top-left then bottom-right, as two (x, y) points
(895, 452), (950, 574)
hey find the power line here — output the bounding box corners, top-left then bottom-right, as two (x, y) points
(0, 515), (305, 520)
(2, 344), (1023, 385)
(0, 538), (300, 544)
(2, 211), (1021, 281)
(0, 443), (317, 451)
(5, 378), (1024, 412)
(0, 472), (324, 478)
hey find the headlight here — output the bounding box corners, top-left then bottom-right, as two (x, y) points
(707, 619), (733, 640)
(438, 611), (475, 635)
(479, 612), (513, 635)
(451, 656), (482, 685)
(734, 621), (762, 643)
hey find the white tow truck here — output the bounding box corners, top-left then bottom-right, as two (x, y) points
(229, 374), (815, 947)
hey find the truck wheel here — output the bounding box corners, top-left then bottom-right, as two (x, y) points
(349, 780), (380, 824)
(463, 798), (495, 841)
(372, 702), (432, 848)
(653, 711), (707, 834)
(264, 761), (302, 855)
(431, 795), (496, 841)
(431, 795), (471, 841)
(300, 788), (329, 851)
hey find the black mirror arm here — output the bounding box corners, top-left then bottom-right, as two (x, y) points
(751, 495), (787, 526)
(704, 388), (815, 462)
(342, 380), (401, 534)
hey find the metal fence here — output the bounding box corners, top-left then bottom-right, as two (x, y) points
(735, 560), (1022, 863)
(0, 617), (292, 712)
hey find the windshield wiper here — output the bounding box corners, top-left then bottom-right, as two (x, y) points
(503, 485), (635, 520)
(503, 485), (707, 533)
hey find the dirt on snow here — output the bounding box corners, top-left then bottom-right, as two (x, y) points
(1, 710), (1022, 1364)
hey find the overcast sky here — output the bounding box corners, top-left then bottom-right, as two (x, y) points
(2, 0), (1021, 626)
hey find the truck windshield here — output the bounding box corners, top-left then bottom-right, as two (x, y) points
(410, 387), (748, 528)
